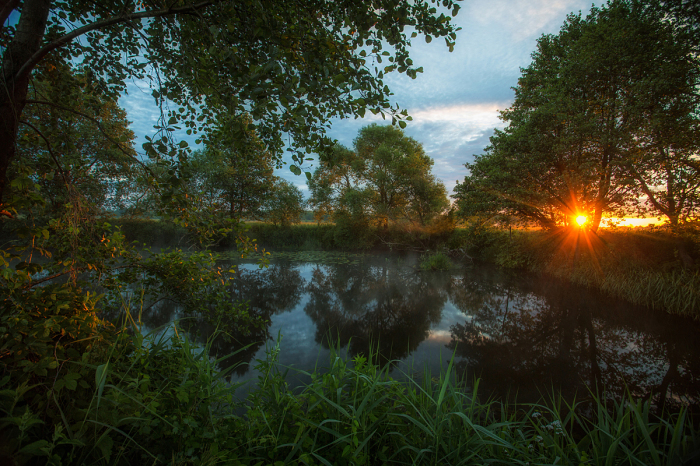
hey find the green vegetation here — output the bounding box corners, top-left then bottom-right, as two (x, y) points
(419, 252), (453, 271)
(307, 124), (450, 230)
(3, 309), (699, 465)
(452, 223), (700, 319)
(186, 116), (278, 221)
(2, 0), (700, 463)
(453, 0), (700, 266)
(244, 219), (456, 251)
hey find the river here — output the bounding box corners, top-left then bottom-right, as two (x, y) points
(135, 250), (700, 411)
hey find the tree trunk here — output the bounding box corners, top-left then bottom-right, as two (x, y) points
(0, 0), (51, 207)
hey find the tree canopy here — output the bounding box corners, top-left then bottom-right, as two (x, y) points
(186, 116), (277, 221)
(308, 124), (448, 227)
(453, 0), (700, 232)
(0, 0), (461, 214)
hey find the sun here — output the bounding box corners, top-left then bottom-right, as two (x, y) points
(575, 215), (587, 227)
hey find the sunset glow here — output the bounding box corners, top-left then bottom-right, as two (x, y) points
(575, 215), (587, 227)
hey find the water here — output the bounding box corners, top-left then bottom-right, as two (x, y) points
(138, 251), (700, 410)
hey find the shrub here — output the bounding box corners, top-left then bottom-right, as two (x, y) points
(419, 252), (453, 271)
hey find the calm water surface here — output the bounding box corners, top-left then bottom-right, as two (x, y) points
(139, 251), (700, 409)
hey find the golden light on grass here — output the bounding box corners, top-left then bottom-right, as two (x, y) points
(575, 215), (587, 227)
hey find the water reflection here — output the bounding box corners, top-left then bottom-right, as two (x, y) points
(445, 268), (700, 410)
(304, 257), (445, 362)
(132, 252), (700, 409)
(134, 262), (306, 377)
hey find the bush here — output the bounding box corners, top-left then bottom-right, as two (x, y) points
(419, 252), (453, 271)
(110, 218), (187, 247)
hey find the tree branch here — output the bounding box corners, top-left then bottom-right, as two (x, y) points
(12, 0), (217, 84)
(19, 119), (71, 189)
(24, 99), (155, 178)
(629, 165), (670, 218)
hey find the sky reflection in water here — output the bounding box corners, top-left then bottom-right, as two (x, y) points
(140, 252), (700, 410)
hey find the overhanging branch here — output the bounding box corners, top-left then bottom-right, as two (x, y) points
(12, 0), (217, 84)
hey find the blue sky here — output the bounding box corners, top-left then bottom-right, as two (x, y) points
(120, 0), (599, 197)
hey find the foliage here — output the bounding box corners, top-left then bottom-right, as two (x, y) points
(244, 220), (457, 252)
(0, 302), (247, 465)
(419, 252), (453, 271)
(241, 346), (700, 466)
(10, 63), (140, 217)
(453, 0), (700, 233)
(186, 115), (277, 221)
(5, 313), (700, 466)
(0, 0), (462, 208)
(456, 222), (700, 319)
(264, 180), (305, 227)
(308, 124), (449, 229)
(109, 218), (187, 247)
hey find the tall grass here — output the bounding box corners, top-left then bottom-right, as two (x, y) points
(419, 252), (453, 271)
(238, 342), (700, 465)
(4, 319), (699, 464)
(454, 225), (700, 320)
(544, 260), (700, 319)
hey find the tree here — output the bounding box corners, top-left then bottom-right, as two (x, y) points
(0, 0), (461, 214)
(187, 116), (276, 220)
(265, 179), (304, 227)
(307, 144), (364, 224)
(9, 63), (138, 216)
(454, 0), (700, 232)
(308, 124), (448, 227)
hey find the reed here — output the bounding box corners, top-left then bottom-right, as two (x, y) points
(237, 343), (700, 465)
(4, 324), (699, 465)
(419, 251), (453, 271)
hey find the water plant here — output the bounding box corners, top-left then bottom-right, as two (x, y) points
(419, 251), (453, 271)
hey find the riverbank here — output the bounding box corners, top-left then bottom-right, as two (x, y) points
(4, 218), (700, 464)
(4, 311), (699, 465)
(110, 218), (700, 320)
(462, 224), (700, 320)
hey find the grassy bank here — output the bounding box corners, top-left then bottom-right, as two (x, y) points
(458, 224), (700, 320)
(237, 222), (700, 320)
(105, 219), (700, 319)
(3, 218), (700, 464)
(3, 311), (699, 465)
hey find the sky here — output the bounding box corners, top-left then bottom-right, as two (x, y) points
(120, 0), (601, 198)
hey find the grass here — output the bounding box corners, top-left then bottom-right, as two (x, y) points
(451, 224), (700, 320)
(240, 342), (700, 466)
(4, 309), (699, 465)
(419, 252), (453, 271)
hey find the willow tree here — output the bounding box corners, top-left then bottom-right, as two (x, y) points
(454, 0), (700, 232)
(0, 0), (461, 216)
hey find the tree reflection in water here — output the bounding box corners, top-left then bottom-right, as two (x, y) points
(446, 267), (700, 411)
(138, 261), (306, 378)
(304, 256), (445, 363)
(131, 253), (700, 410)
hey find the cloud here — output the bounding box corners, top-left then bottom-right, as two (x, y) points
(468, 0), (594, 41)
(115, 0), (601, 203)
